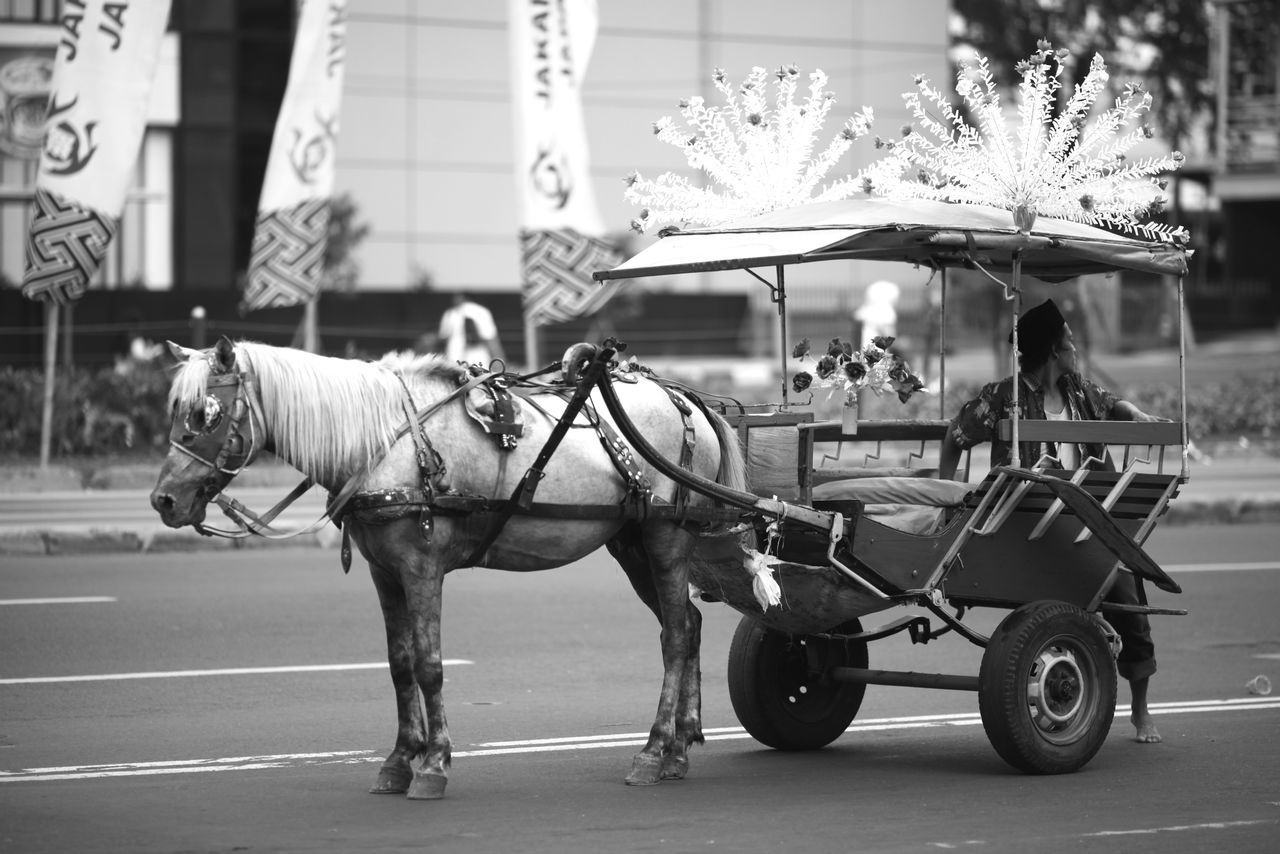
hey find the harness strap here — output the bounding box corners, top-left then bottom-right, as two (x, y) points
(202, 476), (321, 539)
(659, 385), (698, 519)
(459, 351), (614, 567)
(325, 369), (494, 524)
(348, 490), (747, 526)
(595, 417), (653, 499)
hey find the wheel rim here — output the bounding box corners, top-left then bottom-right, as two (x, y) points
(777, 637), (844, 724)
(1024, 635), (1097, 744)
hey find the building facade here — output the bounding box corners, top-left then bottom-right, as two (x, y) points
(1, 0), (949, 296)
(1210, 0), (1280, 329)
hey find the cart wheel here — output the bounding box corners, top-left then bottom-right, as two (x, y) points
(978, 600), (1117, 774)
(727, 615), (868, 750)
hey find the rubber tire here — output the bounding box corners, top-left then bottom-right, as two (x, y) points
(727, 615), (868, 750)
(978, 600), (1117, 775)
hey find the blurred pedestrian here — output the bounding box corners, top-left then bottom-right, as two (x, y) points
(854, 280), (899, 347)
(438, 292), (505, 366)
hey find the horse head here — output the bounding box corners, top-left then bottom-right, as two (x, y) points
(150, 336), (266, 529)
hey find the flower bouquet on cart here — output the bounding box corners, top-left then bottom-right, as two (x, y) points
(790, 335), (926, 434)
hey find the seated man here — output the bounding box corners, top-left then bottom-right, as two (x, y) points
(938, 298), (1168, 744)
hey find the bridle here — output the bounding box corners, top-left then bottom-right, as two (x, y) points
(168, 369), (266, 488)
(166, 367), (315, 539)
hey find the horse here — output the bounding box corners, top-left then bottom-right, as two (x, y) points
(150, 336), (750, 799)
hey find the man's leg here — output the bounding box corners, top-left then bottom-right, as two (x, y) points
(1128, 674), (1160, 743)
(1105, 572), (1161, 743)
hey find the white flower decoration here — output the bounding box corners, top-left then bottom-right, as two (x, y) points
(861, 41), (1189, 244)
(625, 65), (875, 232)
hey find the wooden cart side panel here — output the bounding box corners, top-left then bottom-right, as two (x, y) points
(942, 513), (1128, 609)
(728, 412), (814, 501)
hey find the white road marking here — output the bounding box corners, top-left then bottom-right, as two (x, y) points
(0, 660), (472, 685)
(1082, 819), (1275, 836)
(1165, 561), (1280, 573)
(5, 696), (1274, 784)
(0, 597), (117, 606)
(0, 751), (378, 783)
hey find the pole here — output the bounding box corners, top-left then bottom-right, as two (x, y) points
(1177, 275), (1189, 480)
(303, 296), (318, 353)
(39, 301), (60, 469)
(1009, 253), (1022, 469)
(776, 264), (788, 406)
(524, 317), (539, 372)
(61, 300), (73, 369)
(938, 268), (947, 419)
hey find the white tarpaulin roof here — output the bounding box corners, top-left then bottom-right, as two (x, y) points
(595, 197), (1189, 282)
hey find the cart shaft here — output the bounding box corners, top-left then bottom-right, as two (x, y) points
(830, 666), (979, 692)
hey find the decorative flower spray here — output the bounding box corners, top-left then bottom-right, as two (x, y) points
(624, 65), (874, 233)
(791, 335), (926, 410)
(861, 40), (1189, 244)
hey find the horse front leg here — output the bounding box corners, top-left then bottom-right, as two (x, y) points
(403, 555), (451, 800)
(367, 559), (425, 795)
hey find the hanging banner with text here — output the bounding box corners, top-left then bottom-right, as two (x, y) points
(243, 0), (347, 312)
(509, 0), (620, 327)
(22, 0), (173, 304)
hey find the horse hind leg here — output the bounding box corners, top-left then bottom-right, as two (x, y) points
(608, 523), (704, 785)
(366, 560), (426, 795)
(663, 599), (704, 781)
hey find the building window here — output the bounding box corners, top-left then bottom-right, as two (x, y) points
(0, 0), (61, 25)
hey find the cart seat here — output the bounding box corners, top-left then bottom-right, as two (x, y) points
(813, 477), (972, 534)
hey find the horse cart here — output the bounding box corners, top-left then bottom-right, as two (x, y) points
(582, 196), (1192, 775)
(153, 196), (1192, 796)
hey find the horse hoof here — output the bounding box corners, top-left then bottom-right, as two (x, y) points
(660, 754), (689, 781)
(406, 772), (448, 800)
(625, 753), (663, 786)
(369, 764), (412, 794)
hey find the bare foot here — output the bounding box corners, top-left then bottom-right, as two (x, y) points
(1133, 715), (1162, 743)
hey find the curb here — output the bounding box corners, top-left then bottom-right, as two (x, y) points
(0, 526), (342, 557)
(3, 499), (1276, 558)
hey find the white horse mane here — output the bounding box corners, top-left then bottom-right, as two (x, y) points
(169, 342), (467, 482)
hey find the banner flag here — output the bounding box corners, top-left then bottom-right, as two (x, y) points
(243, 0), (347, 312)
(22, 0), (172, 304)
(509, 0), (621, 327)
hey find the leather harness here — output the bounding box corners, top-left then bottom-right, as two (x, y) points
(335, 367), (718, 573)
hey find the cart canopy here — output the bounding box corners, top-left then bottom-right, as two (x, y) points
(595, 198), (1189, 282)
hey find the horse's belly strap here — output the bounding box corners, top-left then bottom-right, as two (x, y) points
(345, 489), (744, 526)
(347, 488), (433, 524)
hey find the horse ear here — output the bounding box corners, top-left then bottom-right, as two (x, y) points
(166, 340), (201, 362)
(213, 336), (237, 372)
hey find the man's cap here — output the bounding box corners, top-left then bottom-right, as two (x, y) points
(1009, 298), (1066, 352)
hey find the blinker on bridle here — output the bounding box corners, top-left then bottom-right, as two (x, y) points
(168, 371), (264, 496)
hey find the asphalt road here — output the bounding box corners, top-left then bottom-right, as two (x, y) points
(2, 523), (1279, 854)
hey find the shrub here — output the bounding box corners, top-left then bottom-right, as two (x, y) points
(0, 357), (172, 459)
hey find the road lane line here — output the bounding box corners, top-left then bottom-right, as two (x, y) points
(1082, 819), (1275, 837)
(0, 751), (378, 783)
(0, 660), (472, 685)
(475, 699), (1280, 749)
(3, 697), (1276, 783)
(0, 597), (117, 606)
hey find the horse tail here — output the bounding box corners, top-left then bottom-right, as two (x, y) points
(705, 408), (749, 494)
